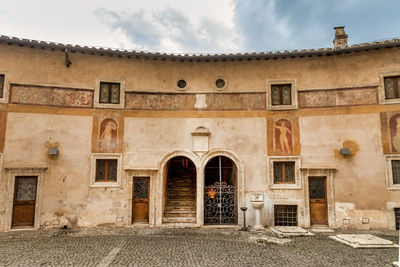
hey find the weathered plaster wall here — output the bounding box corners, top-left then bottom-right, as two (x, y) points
(0, 113), (117, 230)
(300, 113), (396, 229)
(124, 117), (267, 190)
(0, 42), (399, 230)
(1, 45), (400, 92)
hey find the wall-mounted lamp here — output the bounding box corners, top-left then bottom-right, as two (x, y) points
(48, 147), (59, 157)
(340, 148), (350, 156)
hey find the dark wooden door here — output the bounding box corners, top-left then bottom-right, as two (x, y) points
(132, 177), (150, 223)
(309, 177), (328, 225)
(12, 176), (38, 228)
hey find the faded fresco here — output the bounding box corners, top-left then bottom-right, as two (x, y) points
(389, 113), (400, 153)
(298, 87), (378, 108)
(10, 85), (93, 107)
(92, 114), (124, 153)
(267, 117), (300, 156)
(274, 119), (293, 154)
(99, 118), (118, 152)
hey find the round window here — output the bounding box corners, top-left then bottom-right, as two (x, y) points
(177, 79), (187, 89)
(215, 78), (226, 89)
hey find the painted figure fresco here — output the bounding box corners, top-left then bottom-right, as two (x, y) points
(274, 119), (293, 154)
(99, 118), (117, 152)
(389, 113), (400, 152)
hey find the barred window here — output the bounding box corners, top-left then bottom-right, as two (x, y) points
(0, 74), (4, 98)
(384, 76), (400, 99)
(395, 208), (400, 230)
(274, 205), (297, 226)
(271, 84), (291, 105)
(392, 160), (400, 184)
(95, 159), (118, 182)
(273, 162), (295, 183)
(99, 82), (120, 104)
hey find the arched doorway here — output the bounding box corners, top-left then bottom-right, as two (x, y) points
(163, 156), (196, 223)
(204, 156), (238, 225)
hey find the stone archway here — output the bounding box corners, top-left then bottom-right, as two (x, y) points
(204, 156), (238, 225)
(162, 156), (197, 224)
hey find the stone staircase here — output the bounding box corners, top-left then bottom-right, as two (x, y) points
(163, 176), (196, 224)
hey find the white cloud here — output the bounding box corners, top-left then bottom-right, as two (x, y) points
(0, 0), (239, 52)
(95, 6), (242, 53)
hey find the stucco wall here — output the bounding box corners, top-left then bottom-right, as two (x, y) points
(0, 42), (399, 230)
(1, 44), (400, 92)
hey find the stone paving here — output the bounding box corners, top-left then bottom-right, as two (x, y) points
(0, 228), (398, 267)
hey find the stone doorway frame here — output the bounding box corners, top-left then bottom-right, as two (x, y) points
(301, 167), (336, 228)
(156, 151), (200, 226)
(200, 149), (245, 227)
(124, 168), (158, 226)
(4, 167), (47, 231)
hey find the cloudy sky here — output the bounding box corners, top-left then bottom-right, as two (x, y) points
(0, 0), (399, 53)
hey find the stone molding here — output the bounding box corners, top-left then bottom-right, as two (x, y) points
(4, 166), (47, 231)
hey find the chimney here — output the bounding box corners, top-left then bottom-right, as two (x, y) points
(333, 26), (348, 48)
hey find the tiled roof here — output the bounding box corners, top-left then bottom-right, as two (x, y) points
(1, 34), (399, 61)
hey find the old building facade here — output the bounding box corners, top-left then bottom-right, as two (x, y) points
(0, 27), (399, 231)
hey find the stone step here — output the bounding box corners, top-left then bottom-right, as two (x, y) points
(167, 187), (195, 191)
(162, 217), (196, 223)
(167, 194), (195, 198)
(166, 200), (195, 205)
(164, 211), (196, 217)
(165, 206), (195, 212)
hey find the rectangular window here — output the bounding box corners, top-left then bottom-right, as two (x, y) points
(392, 160), (400, 184)
(95, 159), (118, 182)
(384, 76), (400, 99)
(395, 208), (400, 230)
(273, 162), (295, 183)
(99, 82), (120, 104)
(274, 205), (297, 226)
(271, 84), (291, 105)
(0, 74), (4, 98)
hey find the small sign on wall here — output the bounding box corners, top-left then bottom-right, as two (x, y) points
(250, 192), (264, 202)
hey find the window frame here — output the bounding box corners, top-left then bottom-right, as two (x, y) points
(266, 79), (298, 110)
(271, 84), (292, 106)
(0, 72), (10, 104)
(273, 161), (295, 184)
(378, 72), (400, 105)
(384, 155), (400, 190)
(99, 82), (121, 104)
(95, 159), (118, 182)
(90, 153), (122, 187)
(269, 156), (301, 189)
(94, 78), (125, 109)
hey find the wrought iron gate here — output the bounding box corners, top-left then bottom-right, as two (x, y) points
(204, 157), (237, 225)
(204, 182), (237, 224)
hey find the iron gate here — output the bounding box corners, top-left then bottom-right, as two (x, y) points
(204, 181), (237, 225)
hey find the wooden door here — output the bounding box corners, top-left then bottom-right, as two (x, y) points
(309, 177), (328, 225)
(12, 176), (38, 228)
(132, 177), (150, 223)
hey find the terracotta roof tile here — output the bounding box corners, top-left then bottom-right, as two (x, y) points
(1, 34), (400, 61)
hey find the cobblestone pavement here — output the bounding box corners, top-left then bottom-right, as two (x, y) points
(0, 228), (398, 267)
